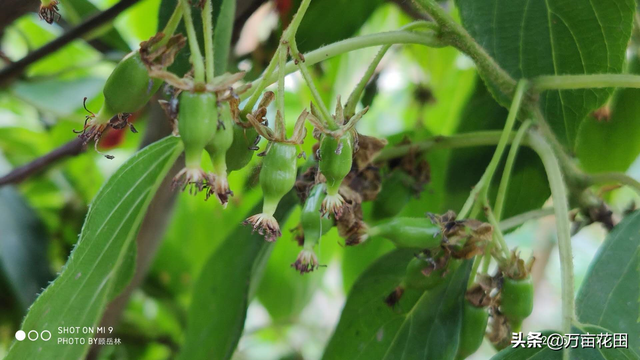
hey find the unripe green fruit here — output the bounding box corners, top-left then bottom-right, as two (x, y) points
(206, 102), (234, 174)
(301, 184), (333, 245)
(226, 124), (259, 172)
(368, 217), (441, 249)
(178, 91), (217, 168)
(102, 52), (162, 116)
(260, 142), (298, 215)
(404, 256), (460, 290)
(456, 301), (489, 360)
(319, 134), (353, 195)
(500, 276), (534, 332)
(371, 170), (414, 221)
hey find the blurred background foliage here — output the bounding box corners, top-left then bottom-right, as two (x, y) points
(0, 0), (638, 359)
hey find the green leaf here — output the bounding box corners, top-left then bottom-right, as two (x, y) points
(177, 192), (298, 360)
(455, 0), (635, 149)
(0, 187), (53, 310)
(576, 54), (640, 173)
(213, 0), (235, 75)
(323, 249), (471, 360)
(492, 324), (637, 359)
(382, 262), (472, 360)
(150, 185), (263, 297)
(575, 210), (640, 356)
(445, 80), (550, 219)
(12, 78), (105, 117)
(11, 17), (101, 78)
(341, 237), (395, 293)
(5, 136), (182, 360)
(255, 207), (320, 322)
(294, 0), (385, 53)
(323, 249), (417, 359)
(59, 0), (131, 53)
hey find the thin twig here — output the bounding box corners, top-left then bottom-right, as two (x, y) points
(0, 137), (86, 186)
(0, 0), (140, 86)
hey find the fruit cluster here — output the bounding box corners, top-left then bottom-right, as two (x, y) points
(68, 3), (537, 358)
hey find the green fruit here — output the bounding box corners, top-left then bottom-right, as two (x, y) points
(102, 52), (162, 116)
(371, 170), (414, 220)
(456, 301), (489, 360)
(206, 102), (234, 175)
(178, 91), (217, 169)
(368, 217), (441, 249)
(301, 184), (333, 245)
(319, 134), (353, 196)
(226, 124), (259, 172)
(404, 255), (460, 290)
(260, 142), (298, 215)
(500, 276), (534, 332)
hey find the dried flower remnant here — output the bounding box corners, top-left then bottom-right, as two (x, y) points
(291, 249), (321, 274)
(73, 98), (136, 159)
(39, 0), (60, 24)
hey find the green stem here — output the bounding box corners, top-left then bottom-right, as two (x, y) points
(481, 242), (493, 274)
(494, 120), (532, 220)
(202, 0), (215, 83)
(180, 0), (205, 83)
(289, 40), (336, 129)
(413, 0), (517, 98)
(283, 0), (337, 128)
(532, 109), (587, 188)
(467, 255), (482, 287)
(532, 74), (640, 91)
(240, 29), (444, 101)
(241, 48), (280, 115)
(343, 21), (436, 118)
(499, 207), (555, 232)
(276, 42), (287, 138)
(282, 0), (312, 40)
(528, 129), (574, 343)
(344, 45), (388, 118)
(458, 80), (528, 219)
(375, 131), (510, 161)
(483, 200), (510, 258)
(587, 172), (640, 195)
(242, 0), (316, 115)
(156, 4), (183, 49)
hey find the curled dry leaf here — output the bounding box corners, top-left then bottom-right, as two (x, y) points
(354, 133), (387, 170)
(465, 284), (492, 308)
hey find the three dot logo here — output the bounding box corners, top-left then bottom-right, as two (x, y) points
(14, 331), (25, 341)
(15, 330), (51, 341)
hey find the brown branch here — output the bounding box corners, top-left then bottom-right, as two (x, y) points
(0, 137), (86, 186)
(0, 0), (140, 86)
